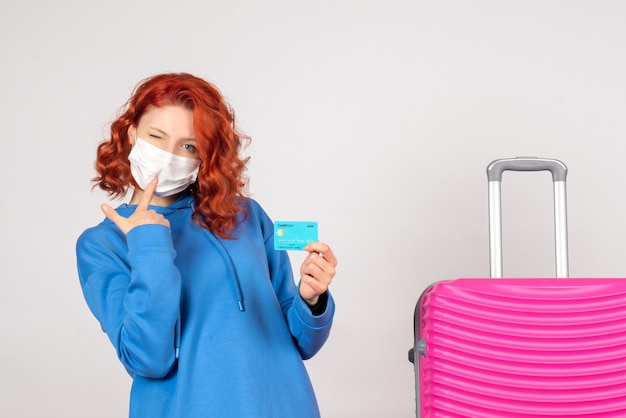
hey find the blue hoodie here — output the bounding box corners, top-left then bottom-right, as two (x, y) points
(76, 194), (334, 417)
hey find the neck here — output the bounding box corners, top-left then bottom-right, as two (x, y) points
(129, 188), (179, 207)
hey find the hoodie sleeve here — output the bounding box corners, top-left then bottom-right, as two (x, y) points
(76, 222), (181, 378)
(253, 204), (335, 360)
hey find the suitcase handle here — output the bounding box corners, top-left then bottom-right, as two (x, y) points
(487, 157), (567, 182)
(487, 157), (569, 278)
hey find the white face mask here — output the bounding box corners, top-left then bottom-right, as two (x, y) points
(128, 137), (201, 197)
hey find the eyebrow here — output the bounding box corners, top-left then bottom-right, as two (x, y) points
(149, 126), (196, 141)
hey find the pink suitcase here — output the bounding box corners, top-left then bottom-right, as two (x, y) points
(408, 158), (626, 417)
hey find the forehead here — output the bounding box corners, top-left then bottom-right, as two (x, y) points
(138, 104), (195, 136)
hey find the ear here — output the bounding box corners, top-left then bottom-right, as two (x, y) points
(127, 125), (136, 146)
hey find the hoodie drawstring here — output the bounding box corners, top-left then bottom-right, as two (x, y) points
(204, 231), (246, 312)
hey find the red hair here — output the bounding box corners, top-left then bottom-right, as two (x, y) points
(93, 73), (250, 238)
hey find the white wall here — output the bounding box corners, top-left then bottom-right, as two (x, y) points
(1, 1), (625, 416)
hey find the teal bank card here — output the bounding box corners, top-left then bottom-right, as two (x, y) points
(274, 221), (318, 251)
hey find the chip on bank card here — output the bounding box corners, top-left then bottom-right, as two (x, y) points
(274, 221), (318, 251)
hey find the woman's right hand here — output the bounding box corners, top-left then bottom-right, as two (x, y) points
(101, 178), (170, 234)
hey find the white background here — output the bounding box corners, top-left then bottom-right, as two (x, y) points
(1, 1), (626, 417)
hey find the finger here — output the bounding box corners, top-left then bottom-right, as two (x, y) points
(319, 245), (338, 268)
(101, 204), (125, 228)
(301, 270), (329, 298)
(304, 242), (338, 268)
(301, 274), (326, 296)
(301, 257), (334, 285)
(303, 241), (328, 253)
(137, 177), (158, 210)
(304, 252), (336, 277)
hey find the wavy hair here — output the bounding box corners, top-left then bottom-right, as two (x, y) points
(93, 73), (250, 238)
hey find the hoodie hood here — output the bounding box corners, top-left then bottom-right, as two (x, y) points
(114, 192), (194, 217)
(112, 192), (245, 312)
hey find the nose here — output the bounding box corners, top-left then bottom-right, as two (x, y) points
(150, 138), (177, 155)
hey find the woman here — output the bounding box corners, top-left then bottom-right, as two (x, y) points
(76, 73), (337, 417)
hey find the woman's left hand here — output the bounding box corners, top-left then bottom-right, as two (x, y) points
(299, 242), (337, 307)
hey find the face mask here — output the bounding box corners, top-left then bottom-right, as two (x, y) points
(128, 136), (201, 197)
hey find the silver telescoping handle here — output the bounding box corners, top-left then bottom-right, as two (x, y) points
(487, 157), (569, 278)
